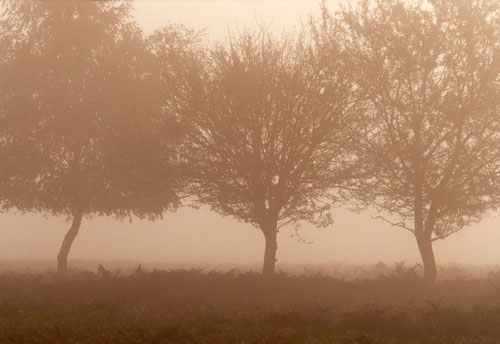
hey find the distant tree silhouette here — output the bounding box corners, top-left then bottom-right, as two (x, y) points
(0, 0), (180, 274)
(182, 29), (363, 275)
(138, 24), (204, 200)
(334, 0), (500, 283)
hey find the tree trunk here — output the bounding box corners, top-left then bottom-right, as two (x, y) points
(261, 224), (278, 276)
(57, 210), (84, 275)
(415, 232), (437, 284)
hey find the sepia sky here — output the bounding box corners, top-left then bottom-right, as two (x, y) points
(1, 0), (500, 269)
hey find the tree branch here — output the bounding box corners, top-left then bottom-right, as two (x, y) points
(371, 214), (415, 234)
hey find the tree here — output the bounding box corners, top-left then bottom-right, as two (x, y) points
(337, 0), (500, 282)
(0, 1), (45, 214)
(182, 28), (362, 275)
(143, 23), (206, 200)
(0, 0), (181, 274)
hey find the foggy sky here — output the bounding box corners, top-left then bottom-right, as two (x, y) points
(1, 0), (499, 269)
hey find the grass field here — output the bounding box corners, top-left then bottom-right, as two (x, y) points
(1, 263), (500, 343)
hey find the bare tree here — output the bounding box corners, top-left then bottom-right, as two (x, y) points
(181, 28), (362, 275)
(335, 0), (500, 282)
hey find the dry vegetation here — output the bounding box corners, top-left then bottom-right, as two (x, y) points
(1, 264), (500, 343)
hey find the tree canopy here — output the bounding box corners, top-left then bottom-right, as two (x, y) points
(0, 0), (182, 273)
(337, 0), (500, 282)
(183, 29), (363, 274)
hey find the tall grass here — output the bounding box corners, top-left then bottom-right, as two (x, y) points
(1, 264), (500, 343)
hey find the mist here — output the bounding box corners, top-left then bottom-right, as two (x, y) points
(0, 0), (499, 271)
(2, 1), (500, 342)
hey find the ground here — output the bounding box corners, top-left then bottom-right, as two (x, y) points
(1, 263), (500, 343)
